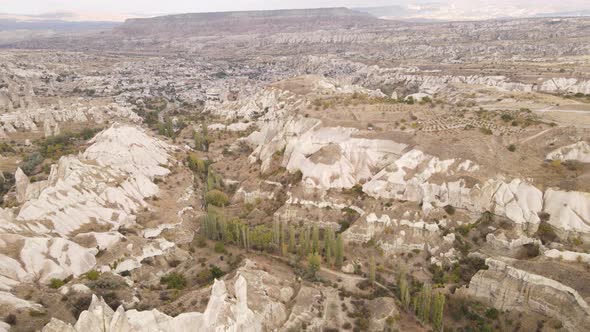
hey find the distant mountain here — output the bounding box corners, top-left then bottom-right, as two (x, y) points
(0, 18), (119, 32)
(115, 7), (382, 37)
(0, 13), (121, 45)
(353, 2), (590, 21)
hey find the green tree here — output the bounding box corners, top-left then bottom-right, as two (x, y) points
(288, 225), (296, 253)
(369, 256), (376, 284)
(417, 284), (432, 323)
(399, 273), (411, 310)
(431, 292), (445, 332)
(194, 124), (211, 152)
(307, 253), (321, 279)
(335, 234), (344, 268)
(312, 224), (320, 254)
(205, 189), (228, 207)
(250, 225), (273, 251)
(272, 220), (281, 248)
(160, 272), (186, 290)
(325, 239), (332, 266)
(300, 227), (310, 256)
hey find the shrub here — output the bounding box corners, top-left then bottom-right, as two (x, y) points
(4, 314), (16, 325)
(71, 296), (92, 318)
(500, 114), (514, 122)
(479, 127), (493, 135)
(160, 272), (187, 290)
(196, 269), (213, 284)
(306, 253), (322, 280)
(536, 223), (558, 244)
(209, 265), (224, 279)
(444, 205), (456, 215)
(550, 159), (562, 170)
(196, 234), (207, 248)
(21, 152), (44, 175)
(49, 278), (65, 289)
(214, 241), (226, 254)
(485, 308), (499, 319)
(205, 190), (229, 207)
(84, 270), (100, 281)
(507, 144), (516, 152)
(0, 142), (14, 153)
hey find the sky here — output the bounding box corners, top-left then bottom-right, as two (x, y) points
(1, 0), (393, 16)
(0, 0), (589, 21)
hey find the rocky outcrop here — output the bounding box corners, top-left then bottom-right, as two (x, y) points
(462, 258), (590, 331)
(115, 8), (379, 37)
(0, 104), (141, 138)
(543, 189), (590, 239)
(546, 141), (590, 163)
(0, 124), (176, 292)
(362, 149), (478, 207)
(284, 127), (407, 190)
(206, 88), (302, 121)
(247, 117), (407, 187)
(42, 260), (291, 332)
(15, 124), (173, 236)
(246, 116), (320, 172)
(250, 118), (590, 238)
(0, 235), (97, 290)
(470, 179), (543, 234)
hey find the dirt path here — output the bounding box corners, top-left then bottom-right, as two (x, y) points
(519, 127), (554, 144)
(320, 267), (394, 295)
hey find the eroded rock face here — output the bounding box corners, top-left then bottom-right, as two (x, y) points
(284, 127), (408, 190)
(15, 123), (174, 236)
(206, 88), (303, 121)
(0, 235), (97, 290)
(363, 149), (478, 208)
(546, 141), (590, 163)
(0, 104), (141, 138)
(0, 124), (176, 291)
(42, 260), (290, 332)
(543, 189), (590, 238)
(250, 117), (590, 239)
(462, 258), (590, 331)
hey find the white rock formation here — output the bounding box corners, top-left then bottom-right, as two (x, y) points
(206, 88), (305, 121)
(15, 124), (173, 236)
(546, 141), (590, 163)
(284, 127), (407, 189)
(544, 249), (590, 264)
(0, 235), (97, 290)
(246, 116), (320, 172)
(463, 258), (590, 331)
(470, 179), (543, 233)
(0, 104), (141, 138)
(43, 260), (290, 332)
(0, 124), (178, 293)
(543, 189), (590, 237)
(248, 117), (407, 188)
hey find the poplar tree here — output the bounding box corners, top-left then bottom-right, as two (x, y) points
(307, 253), (321, 279)
(335, 234), (344, 268)
(288, 225), (296, 253)
(312, 224), (319, 254)
(399, 273), (411, 310)
(431, 292), (445, 332)
(369, 256), (376, 284)
(417, 284), (432, 323)
(325, 240), (332, 266)
(300, 227), (310, 256)
(272, 220), (280, 248)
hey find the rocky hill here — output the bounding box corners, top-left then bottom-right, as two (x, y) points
(114, 7), (381, 37)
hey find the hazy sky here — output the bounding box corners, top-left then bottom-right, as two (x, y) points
(0, 0), (588, 19)
(1, 0), (394, 15)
